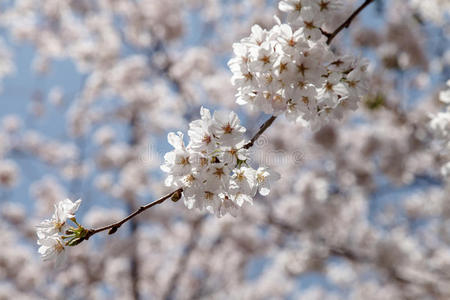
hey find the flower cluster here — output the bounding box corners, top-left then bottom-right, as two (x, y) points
(430, 80), (450, 177)
(161, 107), (280, 217)
(36, 198), (83, 264)
(228, 0), (368, 130)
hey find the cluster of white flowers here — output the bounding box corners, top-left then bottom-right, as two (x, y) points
(228, 0), (368, 130)
(161, 107), (280, 217)
(36, 198), (82, 264)
(430, 80), (450, 177)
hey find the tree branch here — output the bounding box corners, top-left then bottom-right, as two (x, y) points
(83, 188), (183, 240)
(325, 0), (375, 45)
(243, 115), (277, 149)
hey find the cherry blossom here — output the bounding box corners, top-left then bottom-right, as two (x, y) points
(36, 199), (83, 263)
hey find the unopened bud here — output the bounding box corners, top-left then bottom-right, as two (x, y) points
(66, 237), (82, 247)
(171, 190), (182, 202)
(108, 227), (118, 235)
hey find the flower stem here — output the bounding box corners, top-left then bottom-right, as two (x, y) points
(325, 0), (375, 45)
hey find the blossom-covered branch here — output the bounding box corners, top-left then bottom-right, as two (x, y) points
(36, 107), (281, 254)
(82, 111), (278, 241)
(36, 0), (372, 264)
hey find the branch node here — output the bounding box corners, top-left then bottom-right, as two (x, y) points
(108, 226), (119, 235)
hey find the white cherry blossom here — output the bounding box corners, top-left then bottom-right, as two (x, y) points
(36, 198), (82, 263)
(37, 233), (65, 263)
(256, 167), (281, 196)
(229, 2), (369, 131)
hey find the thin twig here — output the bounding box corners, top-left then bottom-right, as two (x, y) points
(243, 115), (277, 149)
(84, 188), (183, 240)
(326, 0), (375, 45)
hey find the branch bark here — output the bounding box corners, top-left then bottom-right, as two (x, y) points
(84, 188), (183, 240)
(325, 0), (375, 45)
(243, 115), (277, 149)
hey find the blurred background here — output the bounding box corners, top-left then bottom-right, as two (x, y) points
(0, 0), (449, 299)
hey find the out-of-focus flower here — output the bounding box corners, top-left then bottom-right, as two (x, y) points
(0, 160), (19, 188)
(2, 115), (22, 133)
(440, 80), (450, 104)
(410, 0), (450, 25)
(430, 81), (450, 178)
(48, 86), (64, 106)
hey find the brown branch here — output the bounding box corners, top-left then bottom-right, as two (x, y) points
(325, 0), (375, 45)
(243, 115), (277, 149)
(83, 188), (183, 240)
